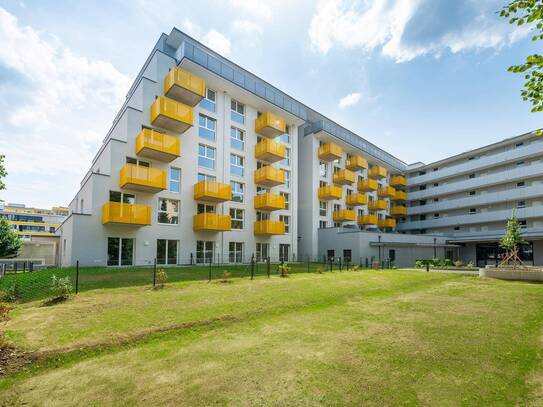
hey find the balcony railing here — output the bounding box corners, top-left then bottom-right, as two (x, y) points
(358, 215), (378, 225)
(150, 96), (193, 134)
(254, 220), (285, 235)
(368, 200), (388, 211)
(254, 166), (285, 187)
(119, 164), (166, 192)
(378, 218), (396, 228)
(193, 180), (232, 202)
(332, 210), (356, 222)
(254, 193), (285, 211)
(346, 156), (368, 171)
(318, 143), (343, 162)
(254, 138), (286, 163)
(377, 186), (396, 198)
(346, 193), (368, 206)
(318, 185), (342, 200)
(390, 175), (407, 188)
(193, 213), (231, 231)
(390, 206), (408, 216)
(135, 128), (180, 162)
(102, 202), (151, 226)
(163, 67), (205, 107)
(357, 179), (378, 192)
(333, 169), (355, 185)
(255, 112), (287, 138)
(368, 165), (388, 179)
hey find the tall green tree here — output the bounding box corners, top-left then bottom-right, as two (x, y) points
(0, 155), (6, 192)
(0, 155), (22, 258)
(500, 209), (526, 251)
(501, 0), (543, 112)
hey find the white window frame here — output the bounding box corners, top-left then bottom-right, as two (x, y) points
(230, 127), (245, 151)
(198, 144), (216, 169)
(198, 114), (216, 142)
(230, 154), (244, 178)
(231, 181), (244, 203)
(230, 208), (244, 230)
(157, 198), (180, 225)
(169, 167), (181, 193)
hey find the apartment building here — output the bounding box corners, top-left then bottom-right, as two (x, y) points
(0, 203), (68, 266)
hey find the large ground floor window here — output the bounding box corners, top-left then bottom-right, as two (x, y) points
(196, 241), (214, 264)
(229, 242), (244, 263)
(279, 244), (290, 262)
(157, 239), (178, 265)
(107, 237), (134, 266)
(256, 243), (269, 262)
(476, 242), (533, 267)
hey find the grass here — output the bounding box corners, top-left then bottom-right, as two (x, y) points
(1, 269), (543, 405)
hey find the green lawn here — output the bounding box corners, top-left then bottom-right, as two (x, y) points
(1, 270), (543, 406)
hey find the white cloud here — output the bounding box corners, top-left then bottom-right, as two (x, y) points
(202, 29), (231, 55)
(338, 92), (361, 108)
(0, 8), (130, 207)
(309, 0), (529, 62)
(229, 0), (272, 20)
(232, 20), (263, 35)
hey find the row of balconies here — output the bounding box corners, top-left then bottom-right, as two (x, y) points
(318, 184), (407, 202)
(330, 210), (396, 228)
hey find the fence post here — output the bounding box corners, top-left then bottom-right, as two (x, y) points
(426, 262), (429, 273)
(153, 258), (157, 287)
(329, 259), (333, 272)
(323, 254), (326, 265)
(267, 257), (270, 278)
(208, 258), (212, 282)
(29, 261), (33, 272)
(339, 257), (342, 271)
(251, 257), (255, 280)
(190, 252), (194, 265)
(75, 260), (80, 294)
(307, 255), (310, 273)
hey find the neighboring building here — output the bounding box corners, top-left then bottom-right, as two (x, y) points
(57, 27), (543, 268)
(0, 203), (68, 266)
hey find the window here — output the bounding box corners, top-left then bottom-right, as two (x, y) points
(230, 154), (244, 177)
(469, 208), (476, 215)
(231, 100), (245, 124)
(433, 198), (439, 202)
(454, 226), (460, 231)
(519, 220), (527, 229)
(420, 200), (426, 206)
(517, 181), (526, 188)
(279, 215), (290, 233)
(277, 131), (290, 144)
(433, 183), (439, 187)
(256, 211), (270, 221)
(229, 242), (244, 263)
(469, 173), (475, 179)
(256, 186), (269, 195)
(516, 142), (524, 147)
(109, 191), (135, 204)
(320, 201), (327, 217)
(198, 173), (216, 182)
(516, 161), (525, 167)
(200, 88), (216, 112)
(107, 237), (134, 266)
(469, 191), (476, 196)
(156, 239), (178, 265)
(419, 185), (426, 191)
(279, 244), (290, 262)
(334, 222), (340, 228)
(433, 213), (439, 219)
(198, 144), (215, 169)
(284, 170), (291, 188)
(517, 200), (526, 208)
(281, 148), (291, 166)
(196, 241), (214, 264)
(280, 192), (290, 210)
(230, 127), (245, 150)
(157, 198), (179, 224)
(468, 156), (475, 161)
(433, 167), (439, 172)
(126, 157), (149, 167)
(319, 220), (327, 228)
(231, 181), (244, 203)
(197, 203), (215, 214)
(256, 243), (269, 262)
(319, 162), (328, 178)
(169, 167), (181, 193)
(333, 204), (341, 212)
(230, 208), (244, 230)
(198, 114), (216, 141)
(420, 215), (426, 221)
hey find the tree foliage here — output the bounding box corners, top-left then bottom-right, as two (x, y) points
(0, 155), (6, 192)
(501, 0), (543, 112)
(0, 218), (22, 258)
(500, 209), (526, 251)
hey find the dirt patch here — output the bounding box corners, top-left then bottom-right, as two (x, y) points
(0, 339), (33, 376)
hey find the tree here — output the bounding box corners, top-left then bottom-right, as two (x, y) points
(499, 209), (526, 268)
(501, 1), (543, 112)
(0, 218), (22, 258)
(0, 155), (6, 192)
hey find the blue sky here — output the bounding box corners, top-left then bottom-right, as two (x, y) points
(0, 0), (540, 208)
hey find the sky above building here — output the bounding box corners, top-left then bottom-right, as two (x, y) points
(0, 0), (540, 208)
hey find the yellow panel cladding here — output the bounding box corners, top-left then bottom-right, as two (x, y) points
(135, 129), (180, 162)
(119, 164), (167, 193)
(390, 175), (407, 187)
(318, 143), (343, 162)
(333, 169), (355, 185)
(254, 220), (285, 235)
(150, 96), (193, 134)
(193, 180), (232, 203)
(193, 213), (231, 231)
(390, 206), (408, 216)
(318, 185), (342, 200)
(368, 165), (388, 179)
(102, 202), (151, 226)
(368, 200), (388, 211)
(379, 218), (396, 228)
(254, 193), (286, 211)
(346, 156), (368, 171)
(255, 112), (287, 138)
(346, 193), (368, 206)
(378, 186), (396, 198)
(254, 138), (286, 163)
(394, 190), (408, 201)
(332, 210), (356, 222)
(254, 166), (285, 187)
(163, 67), (205, 107)
(358, 215), (378, 225)
(357, 179), (378, 192)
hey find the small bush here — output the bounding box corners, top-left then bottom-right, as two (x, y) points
(467, 261), (475, 269)
(220, 271), (232, 283)
(49, 275), (72, 302)
(352, 265), (359, 272)
(430, 258), (441, 267)
(278, 263), (290, 278)
(155, 269), (168, 289)
(454, 260), (464, 268)
(0, 283), (20, 303)
(415, 259), (429, 268)
(442, 258), (454, 267)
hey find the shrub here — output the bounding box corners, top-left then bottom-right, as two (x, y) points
(442, 258), (454, 267)
(50, 275), (72, 302)
(467, 261), (475, 269)
(415, 259), (428, 268)
(352, 265), (359, 272)
(1, 282), (20, 303)
(431, 258), (441, 267)
(278, 263), (290, 278)
(155, 269), (168, 289)
(454, 260), (464, 268)
(220, 271), (232, 283)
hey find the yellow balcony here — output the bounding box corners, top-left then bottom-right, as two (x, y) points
(254, 193), (285, 211)
(358, 215), (378, 226)
(135, 128), (180, 162)
(346, 193), (368, 206)
(318, 143), (343, 162)
(332, 210), (356, 222)
(333, 169), (355, 185)
(368, 165), (388, 179)
(254, 166), (285, 187)
(390, 175), (407, 188)
(119, 164), (166, 193)
(150, 96), (193, 134)
(255, 112), (287, 138)
(318, 185), (342, 201)
(368, 200), (388, 211)
(378, 186), (396, 198)
(193, 213), (231, 232)
(102, 202), (151, 226)
(346, 156), (368, 171)
(163, 67), (205, 107)
(357, 179), (378, 192)
(390, 206), (408, 216)
(254, 220), (285, 235)
(254, 138), (286, 163)
(193, 180), (232, 203)
(394, 190), (408, 201)
(379, 218), (396, 229)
